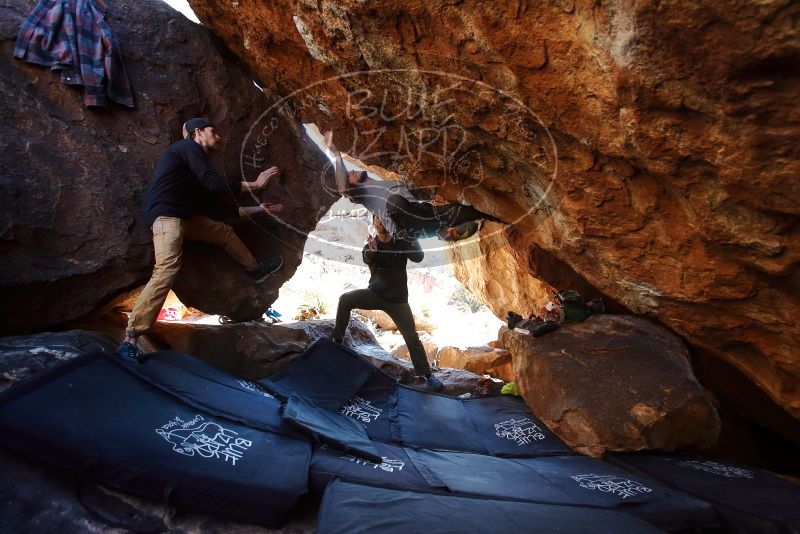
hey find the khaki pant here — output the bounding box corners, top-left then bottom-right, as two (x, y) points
(127, 215), (257, 336)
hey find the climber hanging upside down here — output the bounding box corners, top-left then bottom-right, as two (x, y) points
(323, 131), (503, 242)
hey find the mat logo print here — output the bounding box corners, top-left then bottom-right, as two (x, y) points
(572, 475), (652, 499)
(678, 460), (755, 478)
(340, 396), (382, 423)
(156, 415), (252, 466)
(341, 453), (405, 473)
(237, 379), (275, 398)
(494, 418), (545, 445)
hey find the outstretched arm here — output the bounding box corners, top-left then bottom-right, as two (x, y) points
(183, 142), (279, 194)
(241, 166), (279, 192)
(324, 130), (349, 196)
(238, 203), (284, 217)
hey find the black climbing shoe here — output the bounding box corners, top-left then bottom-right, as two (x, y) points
(248, 256), (284, 283)
(507, 311), (524, 329)
(117, 341), (144, 364)
(425, 374), (444, 392)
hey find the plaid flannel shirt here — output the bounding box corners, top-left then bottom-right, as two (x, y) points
(13, 0), (135, 108)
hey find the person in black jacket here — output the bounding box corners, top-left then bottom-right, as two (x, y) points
(332, 215), (444, 391)
(118, 117), (284, 362)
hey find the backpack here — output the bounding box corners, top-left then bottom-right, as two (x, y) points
(553, 289), (591, 322)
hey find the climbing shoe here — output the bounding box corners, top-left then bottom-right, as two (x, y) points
(248, 256), (284, 283)
(425, 374), (444, 392)
(117, 341), (144, 364)
(507, 311), (524, 329)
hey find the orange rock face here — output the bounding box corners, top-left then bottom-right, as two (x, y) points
(437, 345), (513, 382)
(186, 1), (800, 420)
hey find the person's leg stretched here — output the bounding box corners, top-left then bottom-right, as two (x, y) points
(332, 289), (386, 342)
(125, 216), (184, 348)
(183, 215), (257, 271)
(386, 193), (441, 239)
(383, 300), (431, 377)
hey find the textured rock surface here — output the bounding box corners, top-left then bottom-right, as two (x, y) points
(0, 0), (334, 334)
(390, 335), (439, 366)
(438, 344), (513, 381)
(447, 226), (556, 319)
(0, 330), (116, 391)
(500, 315), (720, 456)
(150, 320), (311, 380)
(186, 0), (800, 421)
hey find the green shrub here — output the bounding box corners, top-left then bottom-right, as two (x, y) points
(300, 290), (329, 316)
(450, 286), (483, 313)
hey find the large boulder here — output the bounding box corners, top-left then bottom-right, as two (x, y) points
(184, 0), (800, 426)
(150, 320), (311, 380)
(0, 0), (335, 335)
(390, 334), (439, 367)
(500, 315), (720, 457)
(438, 345), (513, 382)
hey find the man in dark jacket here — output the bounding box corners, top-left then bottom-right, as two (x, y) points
(332, 215), (444, 391)
(118, 117), (284, 361)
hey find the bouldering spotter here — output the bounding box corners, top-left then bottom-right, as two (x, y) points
(330, 214), (445, 391)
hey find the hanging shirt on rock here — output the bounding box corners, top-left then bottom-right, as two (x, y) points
(14, 0), (135, 108)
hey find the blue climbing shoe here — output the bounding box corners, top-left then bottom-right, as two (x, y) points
(425, 374), (444, 392)
(248, 256), (284, 284)
(117, 341), (144, 364)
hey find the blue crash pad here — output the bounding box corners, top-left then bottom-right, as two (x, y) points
(610, 453), (800, 534)
(283, 394), (382, 463)
(0, 353), (311, 527)
(259, 338), (376, 410)
(317, 479), (664, 534)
